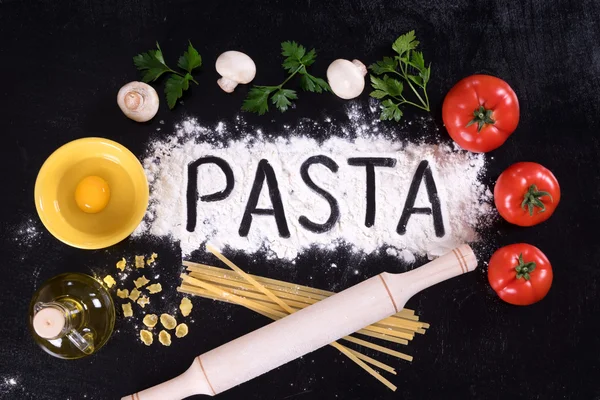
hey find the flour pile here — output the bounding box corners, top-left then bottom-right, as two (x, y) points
(135, 108), (493, 260)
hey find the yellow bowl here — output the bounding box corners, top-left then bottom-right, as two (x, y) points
(34, 138), (149, 249)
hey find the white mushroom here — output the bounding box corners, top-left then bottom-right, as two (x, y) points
(215, 51), (256, 93)
(326, 59), (367, 100)
(117, 81), (159, 122)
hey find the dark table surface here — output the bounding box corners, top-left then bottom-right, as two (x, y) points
(1, 0), (599, 399)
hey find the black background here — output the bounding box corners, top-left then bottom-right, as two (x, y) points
(1, 0), (599, 399)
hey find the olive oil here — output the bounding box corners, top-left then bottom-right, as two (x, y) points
(29, 273), (115, 359)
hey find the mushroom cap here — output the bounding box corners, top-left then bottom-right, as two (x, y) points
(215, 51), (256, 84)
(327, 59), (366, 100)
(117, 81), (159, 122)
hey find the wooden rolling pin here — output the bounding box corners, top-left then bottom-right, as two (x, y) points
(123, 244), (477, 400)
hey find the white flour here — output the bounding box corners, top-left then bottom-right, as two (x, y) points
(135, 106), (493, 260)
(0, 376), (21, 397)
(14, 218), (41, 248)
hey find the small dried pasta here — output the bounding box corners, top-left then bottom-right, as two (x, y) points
(137, 296), (150, 308)
(158, 330), (171, 346)
(146, 283), (162, 294)
(175, 323), (189, 338)
(179, 297), (193, 317)
(122, 303), (133, 318)
(103, 275), (116, 288)
(135, 255), (145, 269)
(143, 314), (158, 328)
(129, 288), (141, 301)
(116, 258), (127, 271)
(140, 330), (153, 346)
(146, 252), (158, 266)
(160, 314), (177, 330)
(134, 276), (150, 288)
(116, 289), (129, 299)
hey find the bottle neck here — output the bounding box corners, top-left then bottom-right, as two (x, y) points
(33, 302), (71, 339)
(33, 300), (94, 354)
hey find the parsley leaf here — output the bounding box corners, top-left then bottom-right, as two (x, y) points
(369, 57), (397, 75)
(242, 87), (276, 115)
(369, 31), (431, 121)
(133, 42), (173, 83)
(370, 75), (403, 97)
(369, 90), (388, 99)
(281, 41), (305, 59)
(421, 64), (431, 86)
(407, 51), (431, 86)
(165, 73), (191, 109)
(132, 41), (202, 110)
(385, 77), (404, 97)
(410, 51), (425, 71)
(380, 99), (403, 122)
(299, 73), (330, 93)
(370, 75), (387, 92)
(281, 41), (318, 74)
(407, 74), (422, 86)
(392, 30), (419, 56)
(281, 41), (306, 73)
(178, 41), (202, 74)
(153, 43), (166, 64)
(243, 41), (328, 115)
(271, 89), (298, 112)
(300, 48), (317, 68)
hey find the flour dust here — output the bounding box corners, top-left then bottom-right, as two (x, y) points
(134, 104), (493, 260)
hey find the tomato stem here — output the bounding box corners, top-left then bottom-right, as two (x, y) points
(466, 105), (495, 132)
(521, 184), (553, 216)
(515, 253), (536, 280)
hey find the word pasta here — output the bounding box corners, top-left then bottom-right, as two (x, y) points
(187, 156), (445, 238)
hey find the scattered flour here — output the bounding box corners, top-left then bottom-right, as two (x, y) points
(14, 218), (41, 247)
(0, 376), (21, 396)
(386, 247), (416, 264)
(135, 106), (493, 260)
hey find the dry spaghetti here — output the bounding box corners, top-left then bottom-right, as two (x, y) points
(177, 248), (430, 391)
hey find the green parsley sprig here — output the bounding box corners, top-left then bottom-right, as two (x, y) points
(242, 41), (330, 115)
(369, 31), (431, 122)
(133, 41), (202, 109)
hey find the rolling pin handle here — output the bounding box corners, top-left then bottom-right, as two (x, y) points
(383, 244), (478, 307)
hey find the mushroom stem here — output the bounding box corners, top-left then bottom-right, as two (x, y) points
(124, 91), (144, 111)
(117, 81), (159, 122)
(215, 51), (257, 93)
(217, 77), (239, 93)
(352, 59), (367, 76)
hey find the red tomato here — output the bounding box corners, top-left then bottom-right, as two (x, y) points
(488, 244), (553, 306)
(442, 75), (519, 153)
(494, 162), (560, 226)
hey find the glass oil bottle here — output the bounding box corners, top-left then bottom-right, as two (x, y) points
(29, 272), (115, 359)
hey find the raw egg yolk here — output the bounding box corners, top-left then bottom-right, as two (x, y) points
(75, 176), (111, 213)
